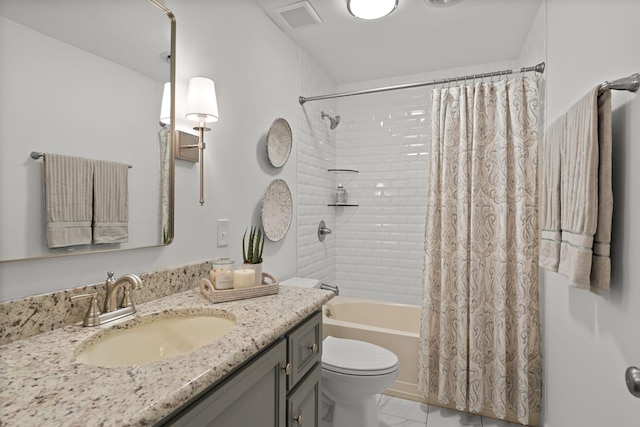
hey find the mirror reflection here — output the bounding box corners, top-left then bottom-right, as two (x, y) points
(0, 0), (174, 261)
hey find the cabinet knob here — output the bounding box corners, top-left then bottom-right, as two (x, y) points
(308, 343), (318, 353)
(293, 414), (303, 425)
(281, 363), (292, 375)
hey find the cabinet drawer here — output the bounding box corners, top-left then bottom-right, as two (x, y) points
(287, 311), (322, 390)
(287, 362), (321, 427)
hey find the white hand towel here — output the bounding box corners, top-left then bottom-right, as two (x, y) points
(44, 154), (93, 248)
(93, 160), (129, 244)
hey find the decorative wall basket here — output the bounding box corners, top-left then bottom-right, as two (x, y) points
(266, 117), (292, 168)
(261, 179), (292, 241)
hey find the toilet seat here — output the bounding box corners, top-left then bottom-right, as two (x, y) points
(322, 336), (399, 376)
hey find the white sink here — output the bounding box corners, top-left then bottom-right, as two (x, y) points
(76, 311), (236, 367)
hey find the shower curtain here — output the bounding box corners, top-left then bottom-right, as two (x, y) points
(418, 78), (540, 425)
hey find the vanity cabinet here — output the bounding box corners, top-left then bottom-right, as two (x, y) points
(286, 311), (322, 427)
(160, 311), (322, 427)
(287, 363), (322, 427)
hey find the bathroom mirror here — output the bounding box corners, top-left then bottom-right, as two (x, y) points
(0, 0), (176, 262)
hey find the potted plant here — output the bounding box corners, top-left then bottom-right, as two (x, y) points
(242, 226), (264, 286)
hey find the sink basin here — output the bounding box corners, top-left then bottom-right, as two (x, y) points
(76, 311), (236, 367)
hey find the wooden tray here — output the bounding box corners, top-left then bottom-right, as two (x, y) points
(200, 274), (279, 303)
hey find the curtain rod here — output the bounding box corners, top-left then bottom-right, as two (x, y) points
(299, 62), (546, 105)
(599, 73), (640, 93)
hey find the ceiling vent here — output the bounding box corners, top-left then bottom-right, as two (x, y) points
(276, 1), (322, 28)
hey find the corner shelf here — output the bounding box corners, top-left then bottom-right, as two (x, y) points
(328, 168), (359, 174)
(327, 203), (359, 207)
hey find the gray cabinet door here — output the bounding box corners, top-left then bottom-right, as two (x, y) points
(164, 339), (287, 427)
(287, 363), (322, 427)
(287, 311), (322, 390)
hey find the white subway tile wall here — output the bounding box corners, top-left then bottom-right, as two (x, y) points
(333, 85), (430, 304)
(298, 54), (520, 304)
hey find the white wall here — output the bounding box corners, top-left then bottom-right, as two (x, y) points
(542, 0), (640, 425)
(296, 48), (337, 285)
(0, 0), (300, 302)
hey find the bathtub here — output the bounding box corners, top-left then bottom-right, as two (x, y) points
(322, 295), (421, 402)
(322, 296), (539, 426)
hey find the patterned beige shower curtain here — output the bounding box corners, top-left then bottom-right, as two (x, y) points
(418, 78), (541, 425)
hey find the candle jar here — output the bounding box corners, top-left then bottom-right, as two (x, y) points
(210, 257), (234, 290)
(233, 268), (255, 289)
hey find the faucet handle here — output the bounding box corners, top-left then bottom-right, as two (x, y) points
(71, 292), (102, 327)
(120, 284), (135, 309)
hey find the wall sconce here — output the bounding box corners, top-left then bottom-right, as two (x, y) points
(183, 76), (219, 205)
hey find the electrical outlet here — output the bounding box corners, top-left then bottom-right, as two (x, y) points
(217, 219), (229, 246)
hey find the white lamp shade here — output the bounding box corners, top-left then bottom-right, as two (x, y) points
(160, 82), (171, 125)
(185, 77), (219, 123)
(347, 0), (398, 19)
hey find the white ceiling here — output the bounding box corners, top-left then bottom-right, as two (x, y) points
(254, 0), (542, 85)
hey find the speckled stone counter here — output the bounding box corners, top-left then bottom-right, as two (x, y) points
(0, 286), (334, 426)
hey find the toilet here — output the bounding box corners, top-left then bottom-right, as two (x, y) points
(281, 278), (400, 427)
(321, 336), (399, 427)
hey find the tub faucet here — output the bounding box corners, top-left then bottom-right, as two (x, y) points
(104, 271), (143, 312)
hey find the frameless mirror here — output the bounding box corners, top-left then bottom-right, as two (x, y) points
(0, 0), (175, 261)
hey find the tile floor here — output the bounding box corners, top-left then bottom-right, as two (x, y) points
(377, 395), (524, 427)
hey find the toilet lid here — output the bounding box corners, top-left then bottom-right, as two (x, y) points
(322, 336), (399, 376)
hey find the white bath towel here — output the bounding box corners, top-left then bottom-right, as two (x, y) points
(44, 153), (93, 248)
(555, 86), (612, 292)
(92, 160), (129, 244)
(539, 117), (564, 271)
(590, 90), (613, 294)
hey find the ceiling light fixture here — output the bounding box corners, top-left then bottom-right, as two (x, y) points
(347, 0), (398, 20)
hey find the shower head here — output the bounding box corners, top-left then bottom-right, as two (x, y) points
(321, 111), (341, 130)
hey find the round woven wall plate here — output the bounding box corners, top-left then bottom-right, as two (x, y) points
(266, 118), (292, 168)
(261, 179), (292, 241)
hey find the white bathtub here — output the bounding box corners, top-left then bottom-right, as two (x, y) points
(322, 296), (421, 401)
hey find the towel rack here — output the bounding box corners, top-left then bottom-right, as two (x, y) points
(599, 73), (640, 93)
(30, 152), (133, 168)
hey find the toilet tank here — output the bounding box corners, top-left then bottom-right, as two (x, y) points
(280, 277), (320, 289)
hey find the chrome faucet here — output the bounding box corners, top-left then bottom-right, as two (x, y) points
(104, 271), (143, 312)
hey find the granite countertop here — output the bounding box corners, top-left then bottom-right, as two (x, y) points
(0, 286), (334, 426)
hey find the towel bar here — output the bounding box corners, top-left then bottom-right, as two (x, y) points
(30, 151), (132, 168)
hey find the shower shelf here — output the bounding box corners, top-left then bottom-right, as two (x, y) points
(327, 203), (359, 207)
(328, 168), (358, 174)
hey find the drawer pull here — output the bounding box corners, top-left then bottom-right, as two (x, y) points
(281, 363), (292, 375)
(293, 414), (303, 425)
(308, 343), (318, 353)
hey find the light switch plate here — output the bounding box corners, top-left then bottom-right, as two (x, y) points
(217, 219), (229, 247)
